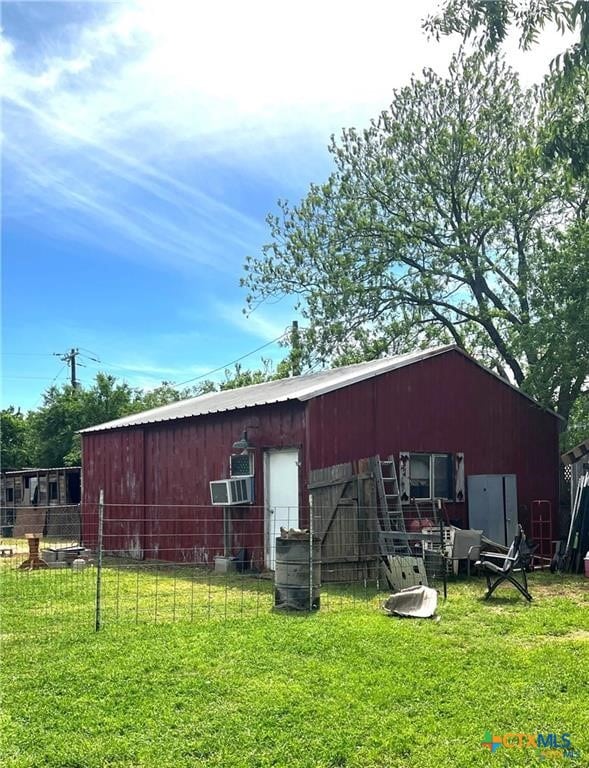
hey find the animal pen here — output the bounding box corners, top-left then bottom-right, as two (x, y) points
(0, 454), (454, 633)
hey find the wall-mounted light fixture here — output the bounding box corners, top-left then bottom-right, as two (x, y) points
(232, 430), (251, 454)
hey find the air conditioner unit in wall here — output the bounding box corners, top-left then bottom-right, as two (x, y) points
(210, 476), (254, 506)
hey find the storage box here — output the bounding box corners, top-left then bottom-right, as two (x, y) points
(214, 556), (237, 574)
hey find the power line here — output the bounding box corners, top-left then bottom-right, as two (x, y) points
(7, 330), (292, 402)
(2, 375), (69, 380)
(49, 365), (67, 386)
(172, 331), (289, 387)
(29, 365), (67, 410)
(78, 331), (292, 389)
(77, 351), (101, 364)
(77, 356), (130, 371)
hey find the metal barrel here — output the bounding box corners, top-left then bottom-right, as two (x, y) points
(274, 536), (321, 611)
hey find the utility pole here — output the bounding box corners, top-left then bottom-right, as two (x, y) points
(290, 320), (302, 377)
(54, 348), (80, 388)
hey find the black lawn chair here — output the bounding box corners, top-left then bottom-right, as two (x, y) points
(476, 525), (533, 602)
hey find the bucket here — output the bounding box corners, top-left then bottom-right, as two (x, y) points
(584, 552), (589, 579)
(72, 557), (86, 572)
(274, 535), (321, 611)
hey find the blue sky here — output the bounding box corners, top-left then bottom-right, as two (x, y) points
(1, 1), (568, 410)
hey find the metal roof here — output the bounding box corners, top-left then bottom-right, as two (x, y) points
(79, 344), (560, 434)
(1, 467), (81, 475)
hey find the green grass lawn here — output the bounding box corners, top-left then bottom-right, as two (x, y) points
(1, 563), (588, 768)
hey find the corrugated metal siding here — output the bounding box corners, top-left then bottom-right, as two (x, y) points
(81, 429), (145, 557)
(82, 402), (307, 564)
(307, 349), (560, 533)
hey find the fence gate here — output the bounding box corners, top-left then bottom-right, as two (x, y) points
(309, 459), (380, 583)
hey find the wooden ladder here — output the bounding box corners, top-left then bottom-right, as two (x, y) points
(374, 457), (412, 558)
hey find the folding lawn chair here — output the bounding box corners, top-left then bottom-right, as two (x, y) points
(475, 525), (533, 602)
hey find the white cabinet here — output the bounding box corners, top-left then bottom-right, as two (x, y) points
(467, 474), (518, 546)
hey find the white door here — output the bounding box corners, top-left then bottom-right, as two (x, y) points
(265, 449), (300, 569)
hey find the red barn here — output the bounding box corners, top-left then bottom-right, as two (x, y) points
(80, 345), (561, 568)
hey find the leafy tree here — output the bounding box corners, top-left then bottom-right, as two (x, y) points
(539, 63), (589, 176)
(425, 1), (589, 177)
(243, 52), (588, 423)
(424, 0), (589, 73)
(30, 374), (137, 467)
(220, 357), (297, 390)
(564, 393), (589, 450)
(220, 362), (274, 391)
(28, 386), (85, 468)
(135, 380), (216, 410)
(0, 407), (33, 469)
(81, 374), (140, 432)
(29, 374), (225, 466)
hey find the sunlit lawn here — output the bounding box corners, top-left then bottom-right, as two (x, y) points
(1, 558), (587, 768)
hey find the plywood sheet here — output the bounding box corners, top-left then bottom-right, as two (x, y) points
(13, 508), (47, 537)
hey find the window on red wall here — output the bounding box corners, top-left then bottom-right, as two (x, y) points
(409, 453), (453, 500)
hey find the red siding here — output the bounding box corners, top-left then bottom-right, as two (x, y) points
(306, 350), (560, 533)
(82, 402), (306, 564)
(82, 350), (561, 560)
(82, 429), (145, 557)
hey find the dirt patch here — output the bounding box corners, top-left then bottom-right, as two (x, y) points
(529, 581), (589, 605)
(551, 629), (589, 642)
(512, 630), (589, 649)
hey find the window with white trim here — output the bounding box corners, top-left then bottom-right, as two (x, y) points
(409, 453), (453, 500)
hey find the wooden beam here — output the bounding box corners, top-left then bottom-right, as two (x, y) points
(307, 476), (354, 491)
(379, 531), (442, 544)
(320, 555), (379, 564)
(318, 480), (353, 541)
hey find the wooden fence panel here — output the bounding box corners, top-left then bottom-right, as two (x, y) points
(309, 459), (380, 582)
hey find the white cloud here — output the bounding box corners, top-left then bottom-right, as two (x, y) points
(213, 299), (293, 342)
(1, 0), (575, 271)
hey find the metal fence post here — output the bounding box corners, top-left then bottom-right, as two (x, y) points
(309, 495), (314, 611)
(95, 489), (104, 631)
(440, 516), (447, 601)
